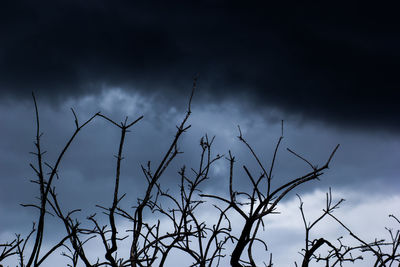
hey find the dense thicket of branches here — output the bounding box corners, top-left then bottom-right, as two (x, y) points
(1, 83), (399, 266)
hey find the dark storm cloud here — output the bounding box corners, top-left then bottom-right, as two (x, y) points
(1, 1), (399, 129)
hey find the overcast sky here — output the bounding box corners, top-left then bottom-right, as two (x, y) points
(1, 1), (399, 266)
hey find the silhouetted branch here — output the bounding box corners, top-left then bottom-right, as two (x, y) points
(1, 83), (398, 267)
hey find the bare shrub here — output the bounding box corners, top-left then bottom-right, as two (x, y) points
(1, 81), (399, 267)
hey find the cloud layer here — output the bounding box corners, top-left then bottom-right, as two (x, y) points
(1, 1), (399, 130)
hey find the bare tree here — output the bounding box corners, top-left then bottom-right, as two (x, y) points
(1, 82), (398, 267)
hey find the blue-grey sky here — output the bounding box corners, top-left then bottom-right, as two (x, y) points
(0, 1), (399, 266)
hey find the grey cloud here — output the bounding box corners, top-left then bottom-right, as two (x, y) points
(1, 89), (399, 236)
(1, 1), (399, 130)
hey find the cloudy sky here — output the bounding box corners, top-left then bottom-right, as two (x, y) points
(1, 1), (399, 266)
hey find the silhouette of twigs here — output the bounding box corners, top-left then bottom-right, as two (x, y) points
(1, 80), (398, 267)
